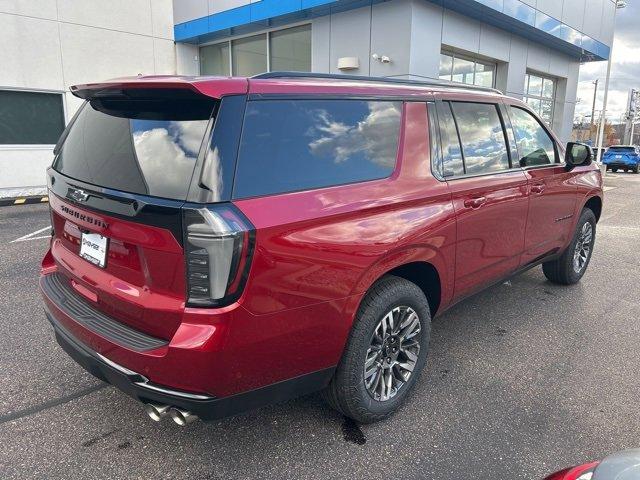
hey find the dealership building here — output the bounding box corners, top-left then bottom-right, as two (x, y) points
(0, 0), (616, 198)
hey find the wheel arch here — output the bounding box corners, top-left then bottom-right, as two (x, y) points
(345, 246), (450, 323)
(583, 195), (603, 222)
(383, 262), (442, 317)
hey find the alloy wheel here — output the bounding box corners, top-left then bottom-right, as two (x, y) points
(364, 306), (421, 402)
(573, 222), (593, 273)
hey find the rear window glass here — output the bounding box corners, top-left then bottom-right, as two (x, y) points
(53, 95), (214, 200)
(608, 147), (636, 153)
(233, 100), (402, 199)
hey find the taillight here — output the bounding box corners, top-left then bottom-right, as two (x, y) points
(182, 204), (254, 307)
(544, 462), (599, 480)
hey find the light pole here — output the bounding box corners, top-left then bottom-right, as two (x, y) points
(595, 0), (626, 163)
(590, 79), (599, 144)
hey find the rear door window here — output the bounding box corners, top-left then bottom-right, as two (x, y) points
(509, 106), (557, 167)
(450, 102), (510, 175)
(233, 99), (402, 198)
(435, 102), (465, 177)
(53, 93), (214, 200)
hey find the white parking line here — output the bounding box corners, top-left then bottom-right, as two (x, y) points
(11, 226), (51, 243)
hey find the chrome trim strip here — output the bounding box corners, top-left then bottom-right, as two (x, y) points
(95, 352), (214, 401)
(95, 352), (139, 376)
(132, 381), (213, 401)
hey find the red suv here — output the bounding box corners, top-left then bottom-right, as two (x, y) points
(40, 72), (602, 425)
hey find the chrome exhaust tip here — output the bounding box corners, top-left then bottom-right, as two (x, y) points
(168, 408), (198, 426)
(144, 403), (170, 422)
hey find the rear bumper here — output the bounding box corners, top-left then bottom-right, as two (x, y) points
(603, 160), (639, 167)
(45, 307), (334, 421)
(40, 270), (337, 420)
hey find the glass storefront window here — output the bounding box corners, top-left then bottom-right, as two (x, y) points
(232, 34), (268, 77)
(524, 73), (556, 126)
(200, 25), (312, 77)
(270, 25), (311, 71)
(200, 42), (230, 76)
(0, 90), (65, 144)
(439, 51), (496, 88)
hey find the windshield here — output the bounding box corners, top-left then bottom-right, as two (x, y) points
(52, 95), (215, 200)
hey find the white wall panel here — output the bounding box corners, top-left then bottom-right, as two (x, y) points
(561, 0), (585, 32)
(208, 0), (248, 15)
(370, 0), (412, 77)
(311, 15), (331, 73)
(0, 13), (64, 90)
(599, 0), (616, 45)
(172, 0), (207, 24)
(581, 0), (603, 40)
(176, 43), (200, 75)
(548, 50), (570, 78)
(536, 0), (563, 21)
(151, 0), (175, 39)
(564, 59), (580, 104)
(526, 41), (551, 73)
(506, 36), (527, 96)
(59, 23), (155, 88)
(479, 24), (510, 62)
(442, 9), (480, 53)
(409, 0), (443, 78)
(0, 148), (53, 190)
(153, 38), (177, 74)
(329, 6), (372, 75)
(57, 0), (153, 36)
(0, 0), (58, 20)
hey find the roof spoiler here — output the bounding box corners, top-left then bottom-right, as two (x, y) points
(70, 76), (248, 100)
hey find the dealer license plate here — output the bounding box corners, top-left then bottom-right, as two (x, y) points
(79, 232), (108, 268)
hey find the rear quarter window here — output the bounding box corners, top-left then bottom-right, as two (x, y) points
(232, 99), (402, 199)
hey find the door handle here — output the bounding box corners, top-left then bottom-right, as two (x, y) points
(531, 184), (545, 194)
(464, 196), (487, 209)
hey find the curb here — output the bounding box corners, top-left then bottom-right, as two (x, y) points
(0, 195), (49, 207)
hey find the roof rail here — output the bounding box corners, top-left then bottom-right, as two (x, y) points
(252, 71), (503, 95)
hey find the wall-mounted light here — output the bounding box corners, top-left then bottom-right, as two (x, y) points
(372, 53), (391, 64)
(337, 57), (359, 70)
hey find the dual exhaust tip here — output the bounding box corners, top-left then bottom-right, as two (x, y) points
(144, 403), (197, 426)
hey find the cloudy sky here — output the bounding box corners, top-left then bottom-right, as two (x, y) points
(574, 1), (640, 123)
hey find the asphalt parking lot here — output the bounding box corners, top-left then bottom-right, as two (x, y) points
(1, 172), (639, 480)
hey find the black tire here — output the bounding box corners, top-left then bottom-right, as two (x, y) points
(611, 167), (618, 173)
(322, 275), (431, 424)
(542, 208), (596, 285)
(634, 164), (640, 174)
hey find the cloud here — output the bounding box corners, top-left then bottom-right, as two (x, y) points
(575, 2), (640, 123)
(132, 121), (206, 198)
(307, 102), (401, 168)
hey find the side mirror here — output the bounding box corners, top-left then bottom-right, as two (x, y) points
(565, 142), (592, 169)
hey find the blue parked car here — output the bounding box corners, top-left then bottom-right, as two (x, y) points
(602, 145), (640, 173)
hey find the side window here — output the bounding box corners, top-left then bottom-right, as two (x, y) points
(427, 102), (443, 178)
(436, 102), (465, 177)
(510, 106), (557, 167)
(233, 100), (402, 198)
(450, 102), (510, 175)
